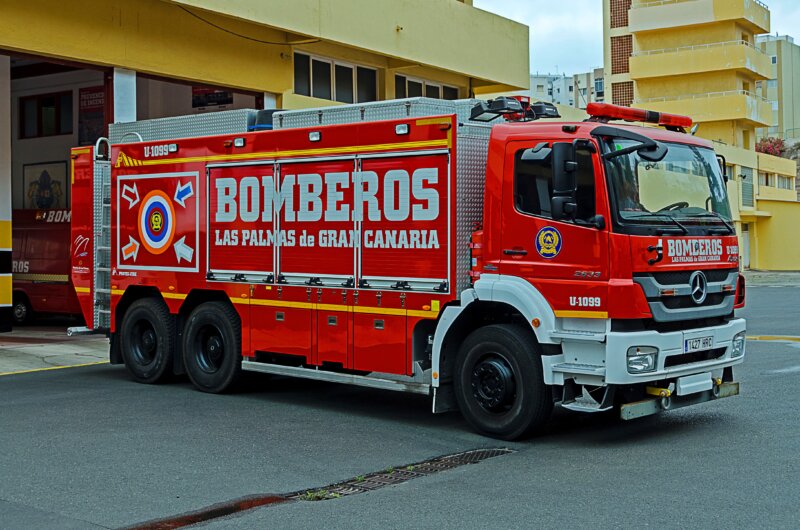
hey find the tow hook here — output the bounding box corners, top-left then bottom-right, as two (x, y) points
(712, 378), (722, 398)
(646, 386), (671, 409)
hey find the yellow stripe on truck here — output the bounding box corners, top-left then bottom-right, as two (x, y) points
(0, 219), (10, 249)
(0, 274), (11, 306)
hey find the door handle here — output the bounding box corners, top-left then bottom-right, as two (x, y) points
(503, 248), (528, 256)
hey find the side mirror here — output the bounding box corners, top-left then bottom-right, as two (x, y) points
(551, 142), (577, 220)
(717, 154), (728, 183)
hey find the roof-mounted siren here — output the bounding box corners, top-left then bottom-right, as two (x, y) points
(469, 96), (561, 123)
(586, 102), (692, 132)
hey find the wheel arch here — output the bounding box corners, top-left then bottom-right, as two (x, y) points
(432, 275), (558, 389)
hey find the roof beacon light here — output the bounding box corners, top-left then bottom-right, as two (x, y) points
(586, 102), (692, 130)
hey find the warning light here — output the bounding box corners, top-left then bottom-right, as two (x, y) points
(587, 103), (692, 129)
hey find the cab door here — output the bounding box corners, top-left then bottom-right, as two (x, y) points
(499, 140), (610, 319)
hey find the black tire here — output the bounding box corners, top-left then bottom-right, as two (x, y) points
(454, 324), (552, 440)
(119, 297), (175, 383)
(182, 301), (242, 393)
(12, 293), (33, 325)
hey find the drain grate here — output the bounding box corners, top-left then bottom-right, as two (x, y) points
(287, 448), (514, 502)
(126, 448), (514, 528)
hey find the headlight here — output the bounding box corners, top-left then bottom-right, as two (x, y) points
(731, 331), (746, 358)
(627, 346), (658, 374)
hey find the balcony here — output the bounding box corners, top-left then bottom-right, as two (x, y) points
(630, 40), (772, 80)
(629, 0), (770, 34)
(635, 90), (774, 127)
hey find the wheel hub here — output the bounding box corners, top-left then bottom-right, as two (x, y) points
(142, 330), (156, 352)
(471, 357), (515, 411)
(197, 328), (224, 373)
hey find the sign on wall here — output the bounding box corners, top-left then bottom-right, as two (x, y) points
(191, 87), (233, 110)
(24, 161), (68, 209)
(78, 86), (106, 146)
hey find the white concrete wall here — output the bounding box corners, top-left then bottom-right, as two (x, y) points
(0, 57), (10, 221)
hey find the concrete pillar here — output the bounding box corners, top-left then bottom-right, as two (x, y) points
(262, 92), (278, 109)
(0, 56), (11, 331)
(113, 68), (137, 123)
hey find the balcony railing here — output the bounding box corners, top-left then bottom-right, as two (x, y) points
(636, 89), (770, 104)
(632, 39), (765, 57)
(632, 0), (698, 9)
(631, 0), (767, 8)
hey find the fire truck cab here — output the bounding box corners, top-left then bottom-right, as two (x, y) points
(70, 98), (746, 439)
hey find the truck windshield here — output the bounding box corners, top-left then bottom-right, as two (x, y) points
(603, 139), (733, 235)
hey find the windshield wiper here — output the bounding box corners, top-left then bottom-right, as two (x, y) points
(683, 211), (735, 233)
(624, 212), (689, 234)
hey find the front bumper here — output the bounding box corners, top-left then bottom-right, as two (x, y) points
(620, 380), (739, 420)
(543, 317), (746, 386)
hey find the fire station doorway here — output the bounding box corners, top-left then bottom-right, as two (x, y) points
(1, 51), (262, 327)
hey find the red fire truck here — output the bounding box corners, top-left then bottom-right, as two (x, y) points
(12, 209), (82, 324)
(70, 98), (746, 439)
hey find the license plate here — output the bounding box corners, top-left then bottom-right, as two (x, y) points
(684, 336), (713, 353)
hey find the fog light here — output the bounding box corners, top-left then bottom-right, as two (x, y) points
(731, 331), (746, 358)
(627, 346), (658, 374)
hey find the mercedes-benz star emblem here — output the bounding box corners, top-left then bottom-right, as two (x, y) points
(689, 271), (708, 305)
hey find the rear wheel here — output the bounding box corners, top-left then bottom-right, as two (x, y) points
(12, 293), (33, 325)
(454, 324), (552, 440)
(182, 301), (242, 393)
(120, 298), (175, 383)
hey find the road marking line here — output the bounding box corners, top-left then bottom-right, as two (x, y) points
(747, 335), (800, 343)
(0, 360), (109, 377)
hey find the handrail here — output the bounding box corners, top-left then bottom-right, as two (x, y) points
(636, 90), (770, 103)
(632, 39), (764, 57)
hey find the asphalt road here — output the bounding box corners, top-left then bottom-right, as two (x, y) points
(0, 286), (798, 529)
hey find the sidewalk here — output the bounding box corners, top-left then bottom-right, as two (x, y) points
(0, 324), (108, 376)
(743, 270), (800, 287)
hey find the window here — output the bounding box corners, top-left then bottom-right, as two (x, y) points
(610, 0), (632, 28)
(771, 55), (778, 65)
(594, 78), (604, 94)
(611, 81), (634, 107)
(311, 58), (332, 100)
(758, 171), (768, 186)
(443, 86), (459, 100)
(357, 67), (377, 102)
(294, 53), (377, 103)
(514, 143), (596, 221)
(568, 85), (574, 92)
(536, 84), (545, 92)
(611, 35), (633, 75)
(19, 91), (73, 139)
(778, 176), (792, 190)
(772, 101), (779, 111)
(395, 75), (458, 100)
(767, 79), (778, 89)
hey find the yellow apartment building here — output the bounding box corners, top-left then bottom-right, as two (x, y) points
(757, 34), (800, 142)
(0, 0), (530, 329)
(603, 0), (800, 270)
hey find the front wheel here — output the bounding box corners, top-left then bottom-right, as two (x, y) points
(182, 301), (242, 393)
(454, 324), (552, 440)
